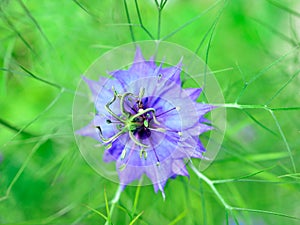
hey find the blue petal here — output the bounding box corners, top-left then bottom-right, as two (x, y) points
(195, 103), (216, 117)
(175, 135), (205, 159)
(184, 88), (202, 101)
(82, 76), (102, 100)
(153, 179), (167, 199)
(103, 136), (127, 162)
(172, 160), (189, 177)
(158, 59), (182, 85)
(117, 164), (144, 186)
(76, 114), (115, 142)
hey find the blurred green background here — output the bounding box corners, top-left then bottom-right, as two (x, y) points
(0, 0), (299, 224)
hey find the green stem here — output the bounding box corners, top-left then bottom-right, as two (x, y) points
(105, 185), (123, 225)
(123, 0), (135, 42)
(189, 161), (231, 210)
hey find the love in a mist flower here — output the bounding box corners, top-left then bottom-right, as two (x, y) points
(77, 47), (213, 198)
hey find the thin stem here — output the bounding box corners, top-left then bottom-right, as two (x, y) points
(0, 9), (36, 55)
(189, 161), (231, 209)
(17, 0), (52, 46)
(190, 161), (300, 222)
(235, 45), (299, 101)
(157, 9), (162, 39)
(123, 0), (135, 42)
(212, 103), (268, 110)
(212, 102), (300, 112)
(161, 0), (221, 41)
(155, 0), (167, 40)
(105, 185), (123, 225)
(270, 111), (296, 173)
(0, 117), (36, 137)
(134, 0), (155, 39)
(132, 178), (144, 216)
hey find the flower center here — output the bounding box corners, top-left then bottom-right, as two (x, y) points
(131, 109), (152, 140)
(96, 88), (164, 149)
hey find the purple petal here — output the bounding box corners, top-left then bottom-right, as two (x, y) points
(158, 59), (182, 85)
(172, 160), (189, 177)
(82, 76), (102, 101)
(76, 114), (117, 142)
(184, 88), (202, 101)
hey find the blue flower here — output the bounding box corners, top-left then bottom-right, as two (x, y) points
(77, 47), (213, 197)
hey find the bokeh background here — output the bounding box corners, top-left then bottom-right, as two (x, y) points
(0, 0), (299, 224)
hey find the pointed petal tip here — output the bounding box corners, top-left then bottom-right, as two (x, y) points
(134, 46), (145, 63)
(184, 88), (202, 101)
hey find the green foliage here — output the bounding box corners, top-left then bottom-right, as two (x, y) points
(0, 0), (299, 224)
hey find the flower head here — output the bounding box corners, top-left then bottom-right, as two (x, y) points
(77, 47), (213, 198)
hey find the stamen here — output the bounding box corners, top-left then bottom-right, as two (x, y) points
(106, 119), (122, 124)
(139, 87), (145, 100)
(105, 91), (126, 123)
(140, 148), (147, 159)
(105, 143), (112, 150)
(96, 126), (126, 144)
(148, 127), (166, 133)
(156, 107), (176, 118)
(121, 149), (126, 160)
(158, 73), (163, 80)
(151, 113), (161, 125)
(129, 131), (149, 148)
(120, 92), (135, 116)
(119, 164), (126, 171)
(149, 139), (160, 167)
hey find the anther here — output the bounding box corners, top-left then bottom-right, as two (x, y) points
(149, 127), (166, 133)
(95, 126), (102, 135)
(119, 164), (126, 171)
(139, 87), (145, 100)
(105, 143), (112, 150)
(143, 120), (149, 128)
(140, 148), (147, 159)
(121, 149), (126, 160)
